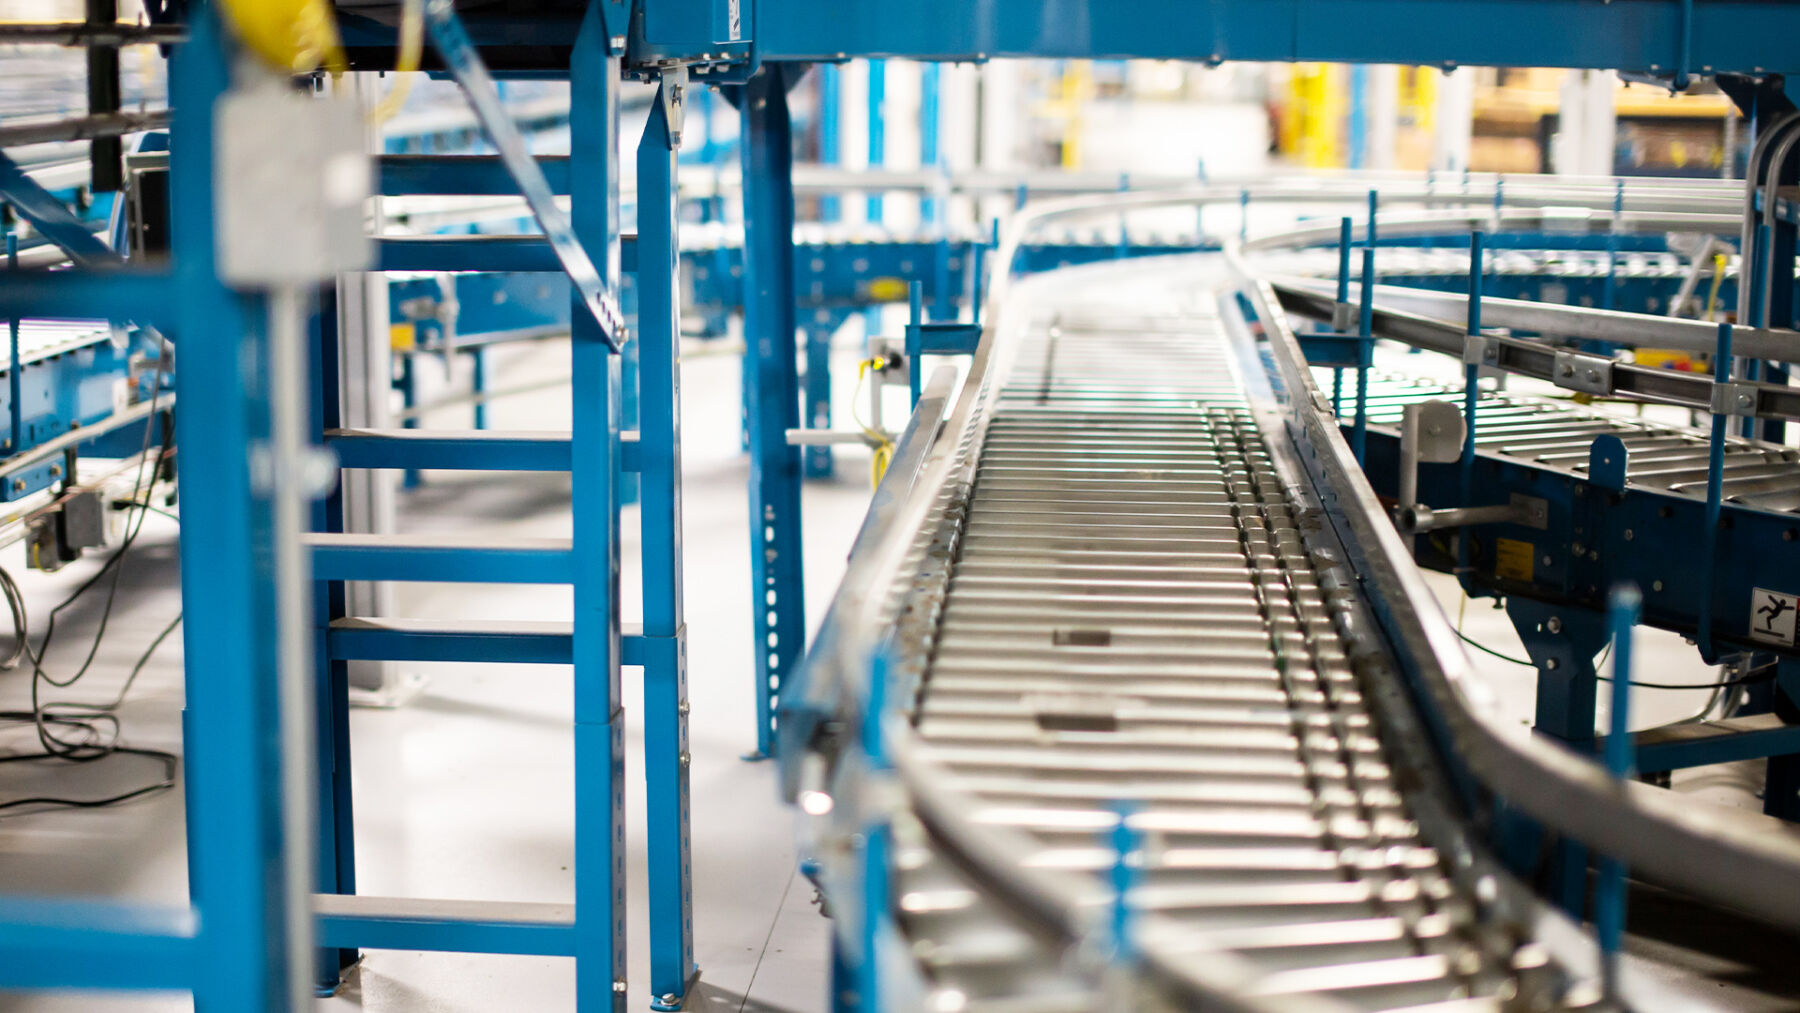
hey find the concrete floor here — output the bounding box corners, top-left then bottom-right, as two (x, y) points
(1, 332), (1798, 1010)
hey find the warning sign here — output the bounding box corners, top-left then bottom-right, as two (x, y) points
(1749, 587), (1799, 647)
(1494, 538), (1535, 583)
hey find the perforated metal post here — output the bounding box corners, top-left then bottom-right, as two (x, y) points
(736, 65), (807, 760)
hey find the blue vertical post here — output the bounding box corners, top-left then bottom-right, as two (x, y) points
(1108, 803), (1140, 963)
(1353, 247), (1373, 463)
(639, 76), (696, 1010)
(171, 5), (301, 1009)
(819, 65), (841, 223)
(803, 318), (835, 479)
(308, 291), (358, 997)
(1460, 231), (1485, 585)
(861, 61), (887, 353)
(857, 651), (893, 1013)
(1348, 65), (1369, 170)
(621, 275), (641, 506)
(6, 229), (19, 452)
(1596, 584), (1641, 997)
(865, 60), (885, 225)
(736, 66), (807, 760)
(1366, 188), (1379, 249)
(920, 62), (940, 227)
(1602, 180), (1622, 312)
(1334, 217), (1352, 420)
(469, 345), (488, 430)
(1697, 321), (1733, 662)
(1238, 187), (1249, 243)
(907, 281), (924, 407)
(569, 6), (627, 1008)
(396, 353), (421, 488)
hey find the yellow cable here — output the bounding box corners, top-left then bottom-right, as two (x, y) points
(217, 0), (348, 76)
(368, 0), (425, 125)
(1703, 251), (1727, 322)
(851, 357), (896, 488)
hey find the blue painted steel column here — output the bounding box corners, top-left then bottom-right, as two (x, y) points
(819, 65), (842, 222)
(1353, 247), (1373, 462)
(569, 6), (627, 1008)
(920, 62), (940, 228)
(1697, 321), (1733, 663)
(308, 290), (358, 996)
(1596, 584), (1642, 998)
(737, 66), (808, 760)
(470, 345), (488, 430)
(1348, 66), (1369, 169)
(639, 77), (696, 1009)
(171, 6), (300, 1009)
(860, 61), (888, 344)
(1460, 231), (1485, 587)
(6, 230), (20, 451)
(865, 60), (885, 225)
(803, 317), (836, 479)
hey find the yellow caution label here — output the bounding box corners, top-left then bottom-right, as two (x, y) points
(866, 277), (910, 303)
(1494, 538), (1535, 582)
(390, 323), (417, 351)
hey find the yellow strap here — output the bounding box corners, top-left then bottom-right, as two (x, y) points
(217, 0), (348, 76)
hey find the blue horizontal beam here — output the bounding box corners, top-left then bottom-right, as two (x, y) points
(0, 898), (196, 991)
(1625, 715), (1800, 774)
(324, 428), (640, 473)
(756, 0), (1800, 75)
(0, 267), (172, 323)
(314, 895), (575, 956)
(379, 154), (572, 196)
(378, 235), (638, 274)
(306, 533), (574, 583)
(327, 617), (648, 667)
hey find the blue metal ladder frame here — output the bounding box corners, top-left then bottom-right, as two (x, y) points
(0, 5), (303, 1007)
(301, 1), (694, 1009)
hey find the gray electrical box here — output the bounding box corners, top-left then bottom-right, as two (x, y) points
(215, 87), (372, 287)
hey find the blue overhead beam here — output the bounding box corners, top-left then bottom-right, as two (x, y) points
(754, 0), (1800, 74)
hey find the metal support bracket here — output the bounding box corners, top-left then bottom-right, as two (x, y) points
(1331, 300), (1357, 333)
(1551, 349), (1615, 396)
(1712, 380), (1761, 417)
(1462, 333), (1497, 367)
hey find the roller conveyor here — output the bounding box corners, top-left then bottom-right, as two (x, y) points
(865, 271), (1572, 1011)
(1333, 372), (1800, 512)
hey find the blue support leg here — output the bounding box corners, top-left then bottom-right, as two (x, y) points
(733, 65), (808, 761)
(569, 8), (627, 1009)
(1506, 597), (1609, 916)
(639, 76), (697, 1010)
(308, 289), (358, 997)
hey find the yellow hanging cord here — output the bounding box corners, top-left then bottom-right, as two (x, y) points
(368, 0), (426, 125)
(851, 356), (896, 488)
(217, 0), (349, 77)
(1702, 251), (1728, 323)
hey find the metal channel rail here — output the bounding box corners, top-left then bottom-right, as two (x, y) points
(786, 188), (1800, 1012)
